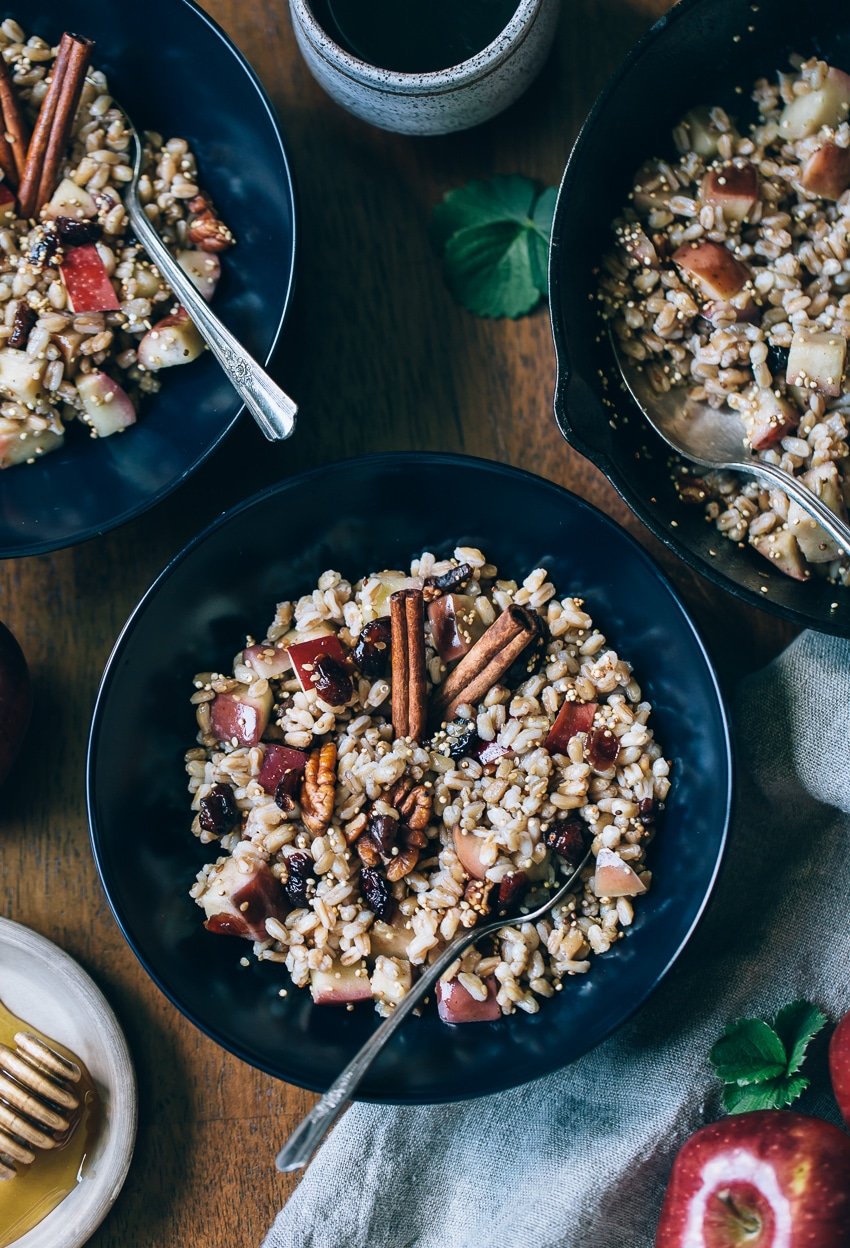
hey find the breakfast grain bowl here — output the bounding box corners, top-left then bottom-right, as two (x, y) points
(185, 549), (672, 1023)
(601, 55), (850, 588)
(0, 18), (234, 468)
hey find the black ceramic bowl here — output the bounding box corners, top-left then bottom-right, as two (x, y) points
(88, 453), (731, 1102)
(0, 0), (296, 558)
(550, 0), (850, 638)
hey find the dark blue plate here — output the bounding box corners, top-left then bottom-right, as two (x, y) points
(0, 0), (296, 558)
(87, 454), (731, 1102)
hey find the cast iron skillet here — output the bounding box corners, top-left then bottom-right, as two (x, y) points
(549, 0), (850, 638)
(0, 0), (296, 558)
(87, 453), (731, 1102)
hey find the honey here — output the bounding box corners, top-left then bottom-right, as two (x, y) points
(0, 1000), (99, 1248)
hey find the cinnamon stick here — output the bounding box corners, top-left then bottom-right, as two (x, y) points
(18, 33), (93, 220)
(433, 605), (538, 722)
(0, 57), (29, 184)
(390, 589), (427, 742)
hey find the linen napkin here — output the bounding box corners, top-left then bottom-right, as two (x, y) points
(264, 630), (850, 1248)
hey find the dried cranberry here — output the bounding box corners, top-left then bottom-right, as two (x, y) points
(423, 562), (472, 595)
(8, 303), (36, 350)
(546, 818), (587, 867)
(311, 654), (353, 706)
(55, 216), (102, 246)
(443, 719), (480, 761)
(29, 227), (58, 269)
(638, 797), (656, 824)
(273, 765), (303, 807)
(497, 871), (528, 908)
(367, 812), (398, 855)
(360, 866), (395, 921)
(199, 783), (239, 834)
(283, 851), (314, 908)
(352, 618), (392, 679)
(587, 727), (621, 770)
(767, 343), (789, 376)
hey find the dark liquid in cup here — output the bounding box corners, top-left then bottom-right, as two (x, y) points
(311, 0), (521, 73)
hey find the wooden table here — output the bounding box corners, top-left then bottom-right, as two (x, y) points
(1, 1), (795, 1243)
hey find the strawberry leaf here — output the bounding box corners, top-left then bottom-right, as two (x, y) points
(710, 1018), (787, 1085)
(723, 1075), (810, 1115)
(773, 1000), (828, 1075)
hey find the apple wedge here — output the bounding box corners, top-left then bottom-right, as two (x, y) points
(0, 426), (63, 469)
(176, 249), (221, 301)
(242, 641), (293, 679)
(680, 106), (734, 159)
(786, 329), (846, 397)
(779, 66), (850, 140)
(42, 177), (97, 221)
(210, 682), (273, 747)
(746, 388), (797, 451)
(310, 963), (373, 1005)
(801, 141), (850, 199)
(673, 241), (750, 301)
(701, 162), (759, 221)
(137, 309), (205, 370)
(198, 854), (288, 942)
(60, 244), (120, 313)
(0, 349), (46, 405)
(592, 848), (647, 898)
(752, 528), (809, 581)
(787, 462), (847, 563)
(428, 593), (486, 663)
(436, 976), (500, 1024)
(76, 372), (136, 437)
(256, 744), (308, 796)
(544, 699), (597, 755)
(453, 827), (490, 880)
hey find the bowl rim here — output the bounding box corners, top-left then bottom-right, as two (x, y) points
(0, 0), (298, 560)
(547, 0), (849, 638)
(87, 451), (733, 1102)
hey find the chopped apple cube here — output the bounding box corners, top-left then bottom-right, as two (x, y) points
(428, 593), (486, 663)
(287, 634), (349, 694)
(0, 426), (63, 468)
(370, 955), (412, 1010)
(137, 309), (205, 370)
(453, 826), (489, 880)
(43, 177), (97, 221)
(673, 241), (750, 301)
(779, 67), (850, 140)
(76, 371), (136, 437)
(681, 106), (733, 159)
(752, 529), (809, 580)
(310, 963), (373, 1005)
(801, 142), (850, 200)
(746, 389), (797, 451)
(210, 682), (273, 747)
(198, 853), (288, 942)
(364, 572), (423, 619)
(369, 917), (414, 960)
(176, 249), (221, 301)
(0, 349), (46, 405)
(786, 330), (846, 397)
(436, 976), (500, 1024)
(60, 244), (120, 312)
(544, 700), (598, 755)
(256, 744), (308, 796)
(803, 461), (845, 515)
(592, 848), (647, 898)
(242, 641), (293, 679)
(787, 462), (847, 563)
(701, 162), (759, 221)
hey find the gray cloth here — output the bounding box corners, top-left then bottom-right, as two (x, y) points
(264, 631), (850, 1248)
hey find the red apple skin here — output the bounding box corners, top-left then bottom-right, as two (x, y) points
(436, 976), (500, 1024)
(801, 143), (850, 201)
(0, 620), (32, 787)
(655, 1111), (850, 1248)
(544, 700), (598, 755)
(829, 1011), (850, 1128)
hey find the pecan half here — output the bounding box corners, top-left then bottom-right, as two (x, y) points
(386, 846), (419, 882)
(387, 777), (432, 832)
(402, 825), (428, 850)
(300, 741), (336, 834)
(187, 193), (235, 252)
(355, 834), (381, 868)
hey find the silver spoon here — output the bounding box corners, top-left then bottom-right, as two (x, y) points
(111, 95), (297, 442)
(610, 331), (850, 558)
(275, 848), (592, 1173)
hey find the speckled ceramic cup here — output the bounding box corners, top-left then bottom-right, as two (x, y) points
(288, 0), (561, 135)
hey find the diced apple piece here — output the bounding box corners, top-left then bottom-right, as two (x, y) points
(746, 389), (797, 451)
(137, 309), (205, 370)
(436, 976), (500, 1024)
(544, 700), (597, 755)
(177, 249), (221, 301)
(0, 185), (15, 222)
(0, 349), (46, 404)
(752, 529), (809, 581)
(592, 848), (647, 898)
(243, 641), (292, 679)
(370, 955), (412, 1010)
(60, 244), (120, 313)
(369, 917), (414, 960)
(453, 827), (489, 880)
(54, 330), (84, 369)
(198, 854), (288, 942)
(310, 962), (372, 1005)
(365, 573), (423, 618)
(673, 241), (750, 301)
(76, 371), (136, 437)
(701, 162), (759, 221)
(779, 67), (850, 140)
(786, 329), (846, 398)
(42, 177), (97, 221)
(287, 634), (349, 694)
(470, 738), (512, 771)
(681, 106), (730, 158)
(0, 426), (63, 468)
(801, 142), (850, 199)
(788, 462), (847, 563)
(256, 744), (308, 796)
(428, 593), (486, 663)
(210, 682), (273, 747)
(803, 461), (845, 516)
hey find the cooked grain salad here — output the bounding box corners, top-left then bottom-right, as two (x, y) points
(0, 20), (234, 468)
(185, 551), (671, 1023)
(601, 56), (850, 586)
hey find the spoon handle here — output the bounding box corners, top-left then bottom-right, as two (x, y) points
(125, 194), (297, 442)
(733, 459), (850, 558)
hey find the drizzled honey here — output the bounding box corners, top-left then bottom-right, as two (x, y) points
(0, 1000), (99, 1248)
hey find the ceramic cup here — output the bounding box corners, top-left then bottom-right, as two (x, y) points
(288, 0), (561, 135)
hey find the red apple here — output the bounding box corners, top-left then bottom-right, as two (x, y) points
(310, 963), (373, 1005)
(673, 241), (750, 301)
(655, 1110), (850, 1247)
(592, 848), (646, 898)
(801, 143), (850, 200)
(436, 976), (500, 1024)
(256, 744), (308, 796)
(544, 699), (598, 755)
(137, 308), (205, 370)
(701, 162), (759, 222)
(76, 371), (136, 437)
(0, 620), (31, 787)
(210, 682), (273, 747)
(428, 593), (485, 663)
(829, 1010), (850, 1128)
(198, 855), (288, 942)
(287, 634), (352, 704)
(752, 530), (810, 582)
(747, 390), (797, 452)
(242, 640), (292, 679)
(60, 244), (120, 313)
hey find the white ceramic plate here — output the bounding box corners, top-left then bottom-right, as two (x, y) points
(0, 917), (136, 1248)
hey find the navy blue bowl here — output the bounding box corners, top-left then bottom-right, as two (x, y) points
(87, 453), (731, 1102)
(0, 0), (296, 558)
(550, 0), (850, 637)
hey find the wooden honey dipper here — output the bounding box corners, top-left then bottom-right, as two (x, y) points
(0, 1033), (82, 1180)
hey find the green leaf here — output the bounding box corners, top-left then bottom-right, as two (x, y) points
(723, 1075), (810, 1115)
(774, 1001), (828, 1076)
(432, 176), (557, 319)
(710, 1018), (788, 1086)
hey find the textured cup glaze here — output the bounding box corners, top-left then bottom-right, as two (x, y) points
(288, 0), (561, 135)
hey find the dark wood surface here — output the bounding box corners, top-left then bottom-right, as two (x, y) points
(0, 1), (795, 1244)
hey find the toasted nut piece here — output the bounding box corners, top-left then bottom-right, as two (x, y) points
(343, 811), (367, 846)
(386, 846), (419, 881)
(403, 825), (428, 850)
(388, 777), (432, 831)
(300, 741), (336, 834)
(355, 835), (381, 868)
(187, 193), (235, 253)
